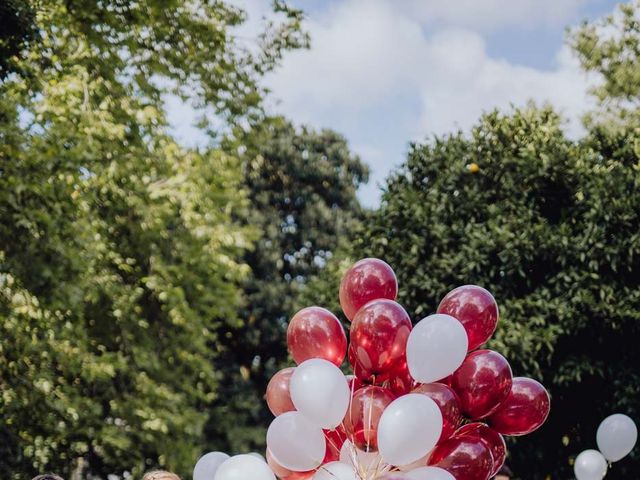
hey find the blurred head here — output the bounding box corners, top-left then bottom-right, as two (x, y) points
(142, 471), (181, 480)
(32, 475), (64, 480)
(495, 464), (513, 479)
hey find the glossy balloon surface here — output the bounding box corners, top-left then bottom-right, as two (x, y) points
(488, 377), (550, 436)
(596, 413), (638, 462)
(342, 385), (395, 451)
(350, 300), (412, 382)
(287, 307), (347, 367)
(450, 349), (512, 419)
(290, 359), (350, 429)
(378, 394), (443, 466)
(266, 367), (296, 417)
(340, 258), (398, 321)
(406, 314), (468, 384)
(428, 435), (493, 480)
(437, 285), (498, 351)
(412, 383), (463, 442)
(455, 423), (506, 477)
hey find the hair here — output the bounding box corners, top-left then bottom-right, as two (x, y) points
(32, 475), (64, 480)
(142, 470), (181, 480)
(497, 464), (514, 477)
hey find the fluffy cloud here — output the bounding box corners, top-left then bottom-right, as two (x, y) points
(403, 0), (597, 31)
(258, 0), (599, 205)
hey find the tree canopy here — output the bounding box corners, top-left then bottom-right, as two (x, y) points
(0, 0), (307, 478)
(208, 117), (368, 453)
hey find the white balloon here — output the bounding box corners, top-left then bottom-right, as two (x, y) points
(596, 413), (638, 462)
(313, 461), (358, 480)
(397, 454), (429, 472)
(406, 314), (468, 383)
(339, 439), (385, 474)
(403, 466), (456, 480)
(193, 451), (230, 480)
(266, 411), (326, 471)
(290, 358), (350, 429)
(248, 452), (266, 462)
(377, 393), (443, 466)
(574, 450), (608, 480)
(213, 454), (275, 480)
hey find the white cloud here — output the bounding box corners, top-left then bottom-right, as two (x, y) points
(256, 0), (596, 206)
(403, 0), (596, 31)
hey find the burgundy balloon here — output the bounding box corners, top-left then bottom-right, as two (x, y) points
(386, 359), (416, 396)
(437, 285), (499, 351)
(339, 258), (398, 321)
(342, 385), (395, 451)
(412, 383), (463, 442)
(488, 377), (550, 436)
(428, 435), (494, 480)
(349, 299), (412, 382)
(287, 306), (347, 367)
(451, 349), (513, 419)
(266, 367), (296, 416)
(456, 423), (507, 477)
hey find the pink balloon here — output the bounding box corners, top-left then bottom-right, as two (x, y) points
(266, 367), (296, 416)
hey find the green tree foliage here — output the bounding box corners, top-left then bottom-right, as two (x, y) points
(208, 117), (368, 452)
(570, 0), (640, 129)
(0, 0), (37, 78)
(0, 1), (306, 478)
(355, 105), (640, 479)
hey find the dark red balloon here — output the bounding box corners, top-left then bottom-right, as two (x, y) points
(339, 258), (398, 321)
(488, 377), (550, 436)
(323, 428), (346, 462)
(386, 359), (415, 396)
(287, 306), (347, 366)
(437, 285), (499, 351)
(428, 435), (494, 480)
(412, 383), (463, 442)
(451, 349), (512, 419)
(456, 423), (506, 477)
(266, 367), (296, 416)
(349, 300), (412, 382)
(342, 385), (395, 451)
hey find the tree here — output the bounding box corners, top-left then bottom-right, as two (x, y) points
(207, 117), (368, 453)
(0, 1), (306, 478)
(570, 0), (640, 129)
(0, 0), (37, 78)
(353, 104), (640, 479)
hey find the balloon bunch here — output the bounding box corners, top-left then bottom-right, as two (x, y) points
(264, 258), (551, 480)
(574, 414), (637, 480)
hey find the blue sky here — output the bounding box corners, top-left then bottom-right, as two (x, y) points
(167, 0), (623, 207)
